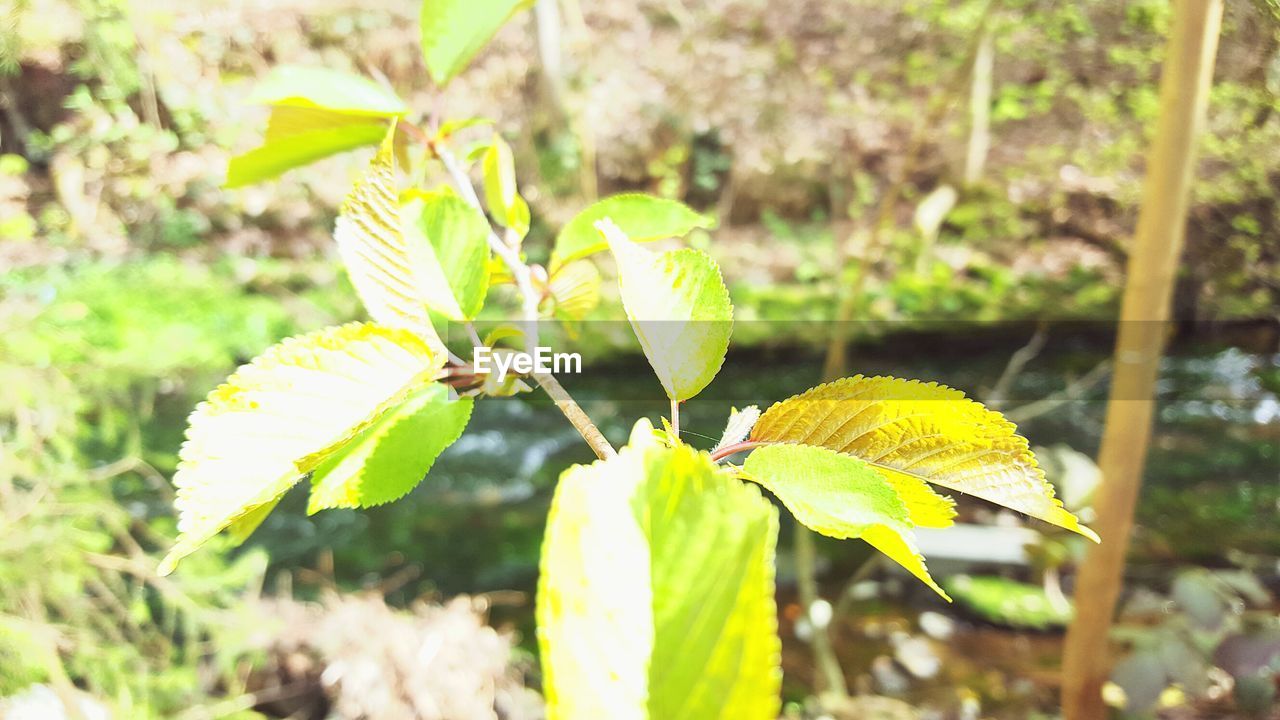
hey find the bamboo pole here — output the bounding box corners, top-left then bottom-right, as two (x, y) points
(1060, 2), (1223, 718)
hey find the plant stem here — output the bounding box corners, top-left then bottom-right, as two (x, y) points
(670, 399), (680, 439)
(534, 372), (616, 460)
(708, 439), (769, 463)
(421, 132), (616, 461)
(433, 141), (542, 355)
(796, 526), (848, 698)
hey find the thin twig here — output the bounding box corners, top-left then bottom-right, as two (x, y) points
(432, 142), (541, 355)
(424, 134), (612, 458)
(708, 439), (769, 463)
(533, 372), (616, 460)
(1003, 359), (1110, 424)
(986, 324), (1049, 409)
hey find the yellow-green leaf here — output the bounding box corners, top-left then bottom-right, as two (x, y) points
(602, 220), (733, 402)
(334, 127), (447, 350)
(750, 376), (1098, 541)
(226, 67), (406, 187)
(481, 135), (530, 238)
(551, 194), (712, 271)
(308, 382), (473, 512)
(402, 187), (492, 320)
(547, 259), (602, 323)
(538, 421), (781, 720)
(227, 123), (389, 188)
(742, 443), (948, 599)
(161, 322), (442, 574)
(247, 66), (408, 115)
(420, 0), (532, 85)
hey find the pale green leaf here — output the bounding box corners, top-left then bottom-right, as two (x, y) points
(161, 322), (443, 574)
(308, 382), (473, 512)
(547, 259), (602, 323)
(227, 123), (388, 187)
(481, 136), (530, 238)
(420, 0), (532, 85)
(602, 220), (732, 402)
(226, 67), (406, 187)
(539, 420), (781, 720)
(750, 375), (1097, 540)
(402, 187), (492, 320)
(334, 126), (447, 350)
(742, 443), (948, 599)
(551, 194), (712, 271)
(247, 66), (408, 115)
(435, 116), (495, 140)
(713, 405), (760, 452)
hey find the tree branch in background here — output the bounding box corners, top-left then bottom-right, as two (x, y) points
(1061, 2), (1224, 717)
(985, 324), (1048, 410)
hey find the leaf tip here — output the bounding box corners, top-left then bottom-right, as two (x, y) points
(157, 551), (181, 577)
(1078, 524), (1101, 544)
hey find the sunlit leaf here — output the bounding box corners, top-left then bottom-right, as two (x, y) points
(547, 259), (602, 323)
(539, 421), (781, 720)
(742, 443), (948, 599)
(247, 66), (409, 115)
(551, 194), (712, 271)
(420, 0), (532, 85)
(750, 376), (1098, 540)
(713, 405), (760, 453)
(226, 66), (406, 187)
(602, 220), (732, 402)
(334, 127), (447, 350)
(161, 322), (442, 574)
(435, 116), (495, 141)
(481, 135), (531, 239)
(227, 123), (389, 187)
(402, 187), (492, 320)
(308, 382), (473, 512)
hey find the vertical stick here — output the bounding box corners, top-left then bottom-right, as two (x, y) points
(964, 27), (994, 185)
(1060, 3), (1223, 718)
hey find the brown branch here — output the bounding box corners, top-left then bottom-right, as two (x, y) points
(533, 372), (616, 460)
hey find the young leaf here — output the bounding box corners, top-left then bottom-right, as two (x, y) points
(227, 67), (407, 187)
(546, 259), (602, 323)
(161, 322), (442, 574)
(481, 135), (531, 239)
(713, 405), (760, 453)
(539, 422), (781, 719)
(246, 66), (409, 115)
(551, 194), (713, 271)
(333, 127), (450, 348)
(602, 220), (733, 403)
(750, 376), (1099, 541)
(402, 188), (492, 320)
(421, 0), (532, 85)
(308, 382), (473, 512)
(227, 123), (390, 188)
(742, 443), (948, 599)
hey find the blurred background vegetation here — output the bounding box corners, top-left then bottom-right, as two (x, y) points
(0, 0), (1277, 718)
